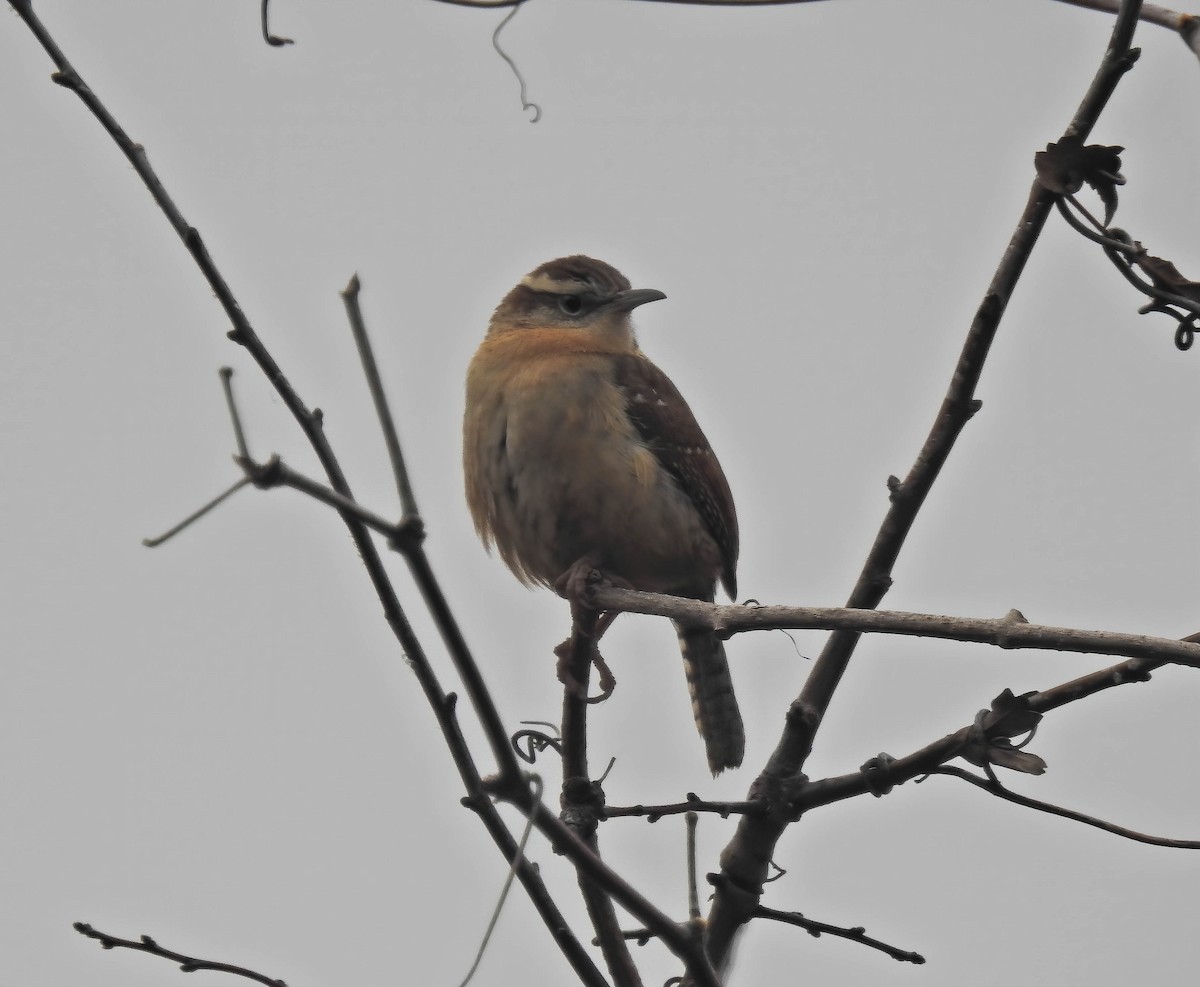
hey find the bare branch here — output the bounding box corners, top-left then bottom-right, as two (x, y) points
(750, 905), (926, 965)
(260, 0), (294, 47)
(703, 1), (1146, 971)
(340, 275), (419, 519)
(73, 923), (287, 986)
(220, 366), (252, 461)
(7, 6), (608, 982)
(141, 476), (253, 547)
(332, 289), (524, 784)
(604, 794), (762, 822)
(555, 606), (643, 987)
(927, 766), (1200, 849)
(424, 0), (1194, 42)
(685, 812), (701, 922)
(800, 648), (1186, 813)
(486, 776), (723, 987)
(1053, 0), (1192, 33)
(589, 588), (1200, 669)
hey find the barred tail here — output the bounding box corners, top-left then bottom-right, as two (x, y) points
(675, 622), (745, 775)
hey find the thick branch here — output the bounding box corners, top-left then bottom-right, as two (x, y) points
(702, 0), (1145, 973)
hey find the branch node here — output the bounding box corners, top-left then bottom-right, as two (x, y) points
(387, 514), (427, 554)
(859, 752), (898, 798)
(560, 775), (605, 840)
(1113, 664), (1152, 685)
(1118, 46), (1142, 71)
(706, 871), (760, 912)
(748, 768), (808, 824)
(239, 452), (284, 490)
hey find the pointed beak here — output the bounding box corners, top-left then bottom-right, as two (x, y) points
(606, 287), (667, 313)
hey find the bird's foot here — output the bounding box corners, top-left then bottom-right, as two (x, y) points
(553, 557), (628, 702)
(553, 555), (606, 606)
(553, 607), (618, 703)
(553, 634), (617, 704)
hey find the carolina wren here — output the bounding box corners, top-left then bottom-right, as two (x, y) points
(463, 255), (744, 774)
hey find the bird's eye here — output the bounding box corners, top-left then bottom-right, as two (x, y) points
(558, 295), (584, 316)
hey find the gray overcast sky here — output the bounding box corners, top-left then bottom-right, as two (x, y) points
(4, 1), (1200, 985)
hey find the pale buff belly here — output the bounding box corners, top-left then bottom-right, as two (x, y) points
(487, 370), (720, 595)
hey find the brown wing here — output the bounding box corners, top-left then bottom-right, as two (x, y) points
(612, 352), (739, 598)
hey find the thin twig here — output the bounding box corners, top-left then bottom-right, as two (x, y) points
(458, 774), (546, 987)
(604, 795), (762, 822)
(73, 924), (287, 986)
(142, 476), (253, 547)
(593, 929), (658, 947)
(928, 766), (1200, 849)
(750, 905), (925, 965)
(685, 812), (700, 922)
(1052, 200), (1200, 326)
(341, 274), (418, 518)
(220, 366), (252, 460)
(259, 0), (294, 46)
(333, 283), (523, 783)
(1054, 197), (1135, 250)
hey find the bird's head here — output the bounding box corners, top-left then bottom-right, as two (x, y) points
(488, 255), (666, 349)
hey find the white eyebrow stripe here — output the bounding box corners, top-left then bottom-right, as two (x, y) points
(521, 272), (585, 294)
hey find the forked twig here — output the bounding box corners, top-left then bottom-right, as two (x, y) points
(7, 5), (611, 983)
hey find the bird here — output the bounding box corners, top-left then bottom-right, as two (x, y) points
(462, 254), (744, 774)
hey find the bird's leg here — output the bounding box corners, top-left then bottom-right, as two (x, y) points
(553, 556), (627, 703)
